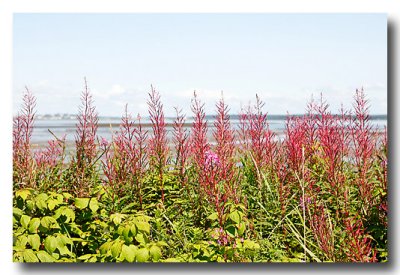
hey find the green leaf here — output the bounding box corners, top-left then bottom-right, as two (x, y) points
(62, 193), (73, 200)
(28, 218), (41, 234)
(47, 199), (59, 211)
(37, 250), (55, 263)
(243, 240), (259, 250)
(23, 249), (39, 262)
(20, 215), (31, 229)
(44, 236), (58, 254)
(78, 254), (94, 260)
(149, 245), (162, 261)
(36, 193), (49, 201)
(130, 224), (137, 236)
(99, 241), (112, 255)
(15, 235), (28, 248)
(42, 216), (60, 230)
(111, 241), (123, 258)
(28, 234), (41, 251)
(26, 200), (35, 211)
(156, 241), (168, 247)
(36, 198), (48, 211)
(15, 189), (32, 201)
(237, 222), (246, 236)
(89, 198), (99, 212)
(136, 248), (149, 262)
(229, 211), (241, 224)
(225, 225), (237, 238)
(121, 245), (136, 262)
(135, 233), (147, 244)
(123, 225), (131, 240)
(54, 206), (75, 222)
(13, 207), (24, 220)
(58, 245), (72, 256)
(110, 213), (125, 225)
(75, 198), (90, 210)
(136, 221), (150, 235)
(55, 234), (73, 247)
(207, 212), (219, 221)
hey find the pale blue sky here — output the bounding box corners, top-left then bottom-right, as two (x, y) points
(13, 13), (387, 116)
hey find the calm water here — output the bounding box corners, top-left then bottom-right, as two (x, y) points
(31, 115), (387, 148)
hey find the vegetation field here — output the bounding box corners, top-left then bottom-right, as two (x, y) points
(12, 81), (387, 262)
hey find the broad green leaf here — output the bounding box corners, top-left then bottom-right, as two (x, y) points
(36, 193), (49, 201)
(56, 234), (73, 246)
(28, 234), (41, 251)
(44, 236), (58, 254)
(26, 200), (35, 211)
(41, 216), (59, 230)
(135, 233), (147, 244)
(13, 207), (23, 220)
(111, 241), (123, 258)
(35, 193), (49, 210)
(99, 241), (112, 255)
(58, 245), (72, 256)
(62, 193), (73, 200)
(74, 198), (90, 210)
(150, 245), (162, 261)
(89, 198), (99, 212)
(237, 222), (246, 236)
(15, 189), (32, 201)
(22, 249), (39, 262)
(54, 206), (75, 222)
(78, 254), (94, 260)
(207, 212), (219, 221)
(47, 199), (59, 211)
(28, 218), (41, 234)
(20, 215), (31, 229)
(121, 245), (136, 262)
(37, 250), (55, 262)
(136, 248), (149, 262)
(243, 240), (259, 250)
(229, 211), (240, 224)
(110, 213), (125, 225)
(225, 225), (237, 238)
(136, 221), (150, 235)
(15, 235), (28, 248)
(156, 241), (168, 247)
(123, 225), (131, 240)
(130, 224), (137, 236)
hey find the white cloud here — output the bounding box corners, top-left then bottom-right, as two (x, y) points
(92, 84), (126, 99)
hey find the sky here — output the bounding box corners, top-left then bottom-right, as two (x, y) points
(13, 13), (387, 117)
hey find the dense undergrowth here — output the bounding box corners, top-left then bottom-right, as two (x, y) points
(13, 81), (387, 262)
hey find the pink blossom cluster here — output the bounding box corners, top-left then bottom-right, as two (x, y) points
(204, 150), (220, 167)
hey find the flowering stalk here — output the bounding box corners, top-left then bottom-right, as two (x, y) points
(172, 107), (189, 187)
(213, 94), (238, 203)
(13, 87), (36, 188)
(33, 134), (66, 191)
(309, 203), (335, 261)
(239, 95), (275, 179)
(147, 86), (169, 202)
(313, 95), (350, 200)
(190, 91), (210, 188)
(344, 218), (377, 262)
(74, 78), (99, 197)
(34, 135), (66, 170)
(102, 105), (134, 201)
(133, 113), (148, 208)
(350, 88), (376, 213)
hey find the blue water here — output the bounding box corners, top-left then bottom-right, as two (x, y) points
(30, 115), (387, 147)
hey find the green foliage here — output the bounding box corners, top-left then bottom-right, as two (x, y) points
(13, 189), (166, 263)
